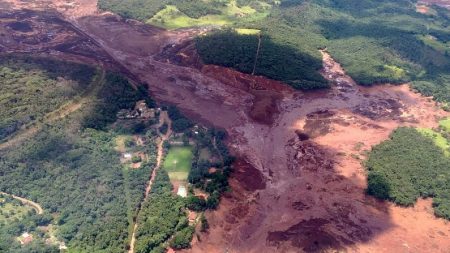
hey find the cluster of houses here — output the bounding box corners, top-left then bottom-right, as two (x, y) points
(117, 100), (159, 120)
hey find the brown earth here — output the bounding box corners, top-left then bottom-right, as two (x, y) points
(418, 0), (450, 9)
(1, 1), (450, 253)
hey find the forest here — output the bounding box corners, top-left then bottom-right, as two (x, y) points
(0, 55), (96, 141)
(365, 127), (450, 219)
(0, 55), (232, 252)
(99, 0), (450, 101)
(196, 29), (328, 89)
(135, 170), (194, 253)
(0, 55), (157, 252)
(98, 0), (225, 21)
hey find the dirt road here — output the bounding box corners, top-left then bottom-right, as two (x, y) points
(0, 191), (44, 215)
(1, 1), (450, 252)
(128, 111), (172, 253)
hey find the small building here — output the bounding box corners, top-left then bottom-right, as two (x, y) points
(117, 101), (156, 120)
(135, 100), (156, 119)
(18, 232), (33, 245)
(177, 185), (187, 198)
(123, 153), (132, 159)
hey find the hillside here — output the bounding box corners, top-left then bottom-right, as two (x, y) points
(99, 0), (450, 99)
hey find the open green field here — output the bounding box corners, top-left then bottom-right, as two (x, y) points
(163, 146), (194, 181)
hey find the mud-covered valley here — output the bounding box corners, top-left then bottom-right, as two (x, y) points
(1, 1), (450, 252)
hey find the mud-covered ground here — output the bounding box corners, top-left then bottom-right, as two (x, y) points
(418, 0), (450, 9)
(1, 1), (450, 253)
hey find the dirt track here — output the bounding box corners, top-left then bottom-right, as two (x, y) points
(418, 0), (450, 9)
(0, 191), (44, 215)
(1, 1), (450, 253)
(129, 111), (172, 253)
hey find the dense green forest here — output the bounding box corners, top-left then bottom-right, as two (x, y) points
(135, 170), (193, 253)
(365, 127), (450, 219)
(245, 0), (450, 89)
(100, 0), (450, 100)
(0, 55), (96, 141)
(196, 30), (328, 89)
(0, 56), (157, 252)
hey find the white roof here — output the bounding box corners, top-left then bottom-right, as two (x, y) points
(177, 185), (187, 198)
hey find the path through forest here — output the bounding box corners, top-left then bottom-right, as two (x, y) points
(128, 111), (172, 253)
(251, 34), (261, 75)
(0, 69), (106, 151)
(0, 191), (43, 215)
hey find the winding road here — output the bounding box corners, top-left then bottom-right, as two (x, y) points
(0, 191), (43, 215)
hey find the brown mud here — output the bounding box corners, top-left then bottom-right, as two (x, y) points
(1, 1), (450, 253)
(418, 0), (450, 9)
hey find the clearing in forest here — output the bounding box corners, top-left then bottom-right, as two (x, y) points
(163, 146), (194, 181)
(148, 0), (270, 29)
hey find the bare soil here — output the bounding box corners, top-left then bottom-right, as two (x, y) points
(1, 1), (450, 253)
(418, 0), (450, 9)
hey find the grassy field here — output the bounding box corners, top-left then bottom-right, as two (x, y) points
(417, 128), (450, 156)
(235, 28), (261, 35)
(163, 146), (194, 181)
(147, 0), (270, 29)
(440, 118), (450, 132)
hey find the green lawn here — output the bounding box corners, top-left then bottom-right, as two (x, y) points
(163, 146), (193, 181)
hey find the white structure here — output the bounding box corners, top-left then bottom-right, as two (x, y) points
(177, 185), (187, 198)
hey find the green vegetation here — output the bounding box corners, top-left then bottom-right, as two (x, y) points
(0, 55), (95, 141)
(365, 127), (450, 219)
(0, 56), (159, 252)
(169, 226), (195, 250)
(417, 128), (450, 156)
(135, 170), (192, 253)
(100, 0), (450, 100)
(235, 28), (261, 35)
(0, 196), (33, 223)
(439, 118), (450, 132)
(167, 106), (194, 133)
(163, 146), (194, 181)
(259, 0), (450, 96)
(98, 0), (272, 29)
(185, 128), (233, 210)
(81, 73), (152, 130)
(196, 30), (328, 89)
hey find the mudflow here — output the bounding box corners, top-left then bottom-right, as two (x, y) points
(1, 1), (450, 252)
